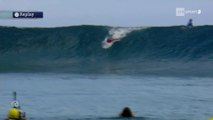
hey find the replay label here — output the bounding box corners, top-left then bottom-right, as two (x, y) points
(12, 11), (43, 18)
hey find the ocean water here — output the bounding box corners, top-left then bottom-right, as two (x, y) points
(0, 73), (213, 120)
(1, 25), (213, 76)
(1, 25), (213, 120)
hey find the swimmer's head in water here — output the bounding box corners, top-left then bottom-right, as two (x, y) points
(119, 107), (134, 117)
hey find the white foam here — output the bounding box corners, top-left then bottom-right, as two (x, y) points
(102, 27), (146, 49)
(109, 27), (147, 39)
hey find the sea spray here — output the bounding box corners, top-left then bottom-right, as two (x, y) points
(109, 27), (141, 40)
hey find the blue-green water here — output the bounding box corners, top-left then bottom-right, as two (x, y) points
(1, 25), (213, 120)
(1, 25), (213, 76)
(0, 73), (213, 120)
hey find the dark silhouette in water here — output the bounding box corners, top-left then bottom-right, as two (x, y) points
(119, 107), (134, 117)
(187, 18), (193, 27)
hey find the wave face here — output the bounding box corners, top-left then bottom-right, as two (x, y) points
(0, 25), (213, 76)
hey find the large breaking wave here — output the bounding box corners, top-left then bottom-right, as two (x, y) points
(0, 25), (213, 76)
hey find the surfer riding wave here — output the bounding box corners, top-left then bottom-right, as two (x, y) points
(101, 27), (138, 49)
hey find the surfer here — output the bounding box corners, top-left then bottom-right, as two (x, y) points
(187, 18), (193, 27)
(6, 92), (26, 120)
(106, 37), (120, 43)
(119, 107), (134, 117)
(102, 35), (121, 49)
(106, 38), (114, 43)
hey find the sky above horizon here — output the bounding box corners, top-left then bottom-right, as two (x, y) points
(0, 0), (212, 27)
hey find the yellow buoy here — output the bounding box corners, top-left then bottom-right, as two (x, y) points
(209, 116), (213, 120)
(8, 108), (20, 119)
